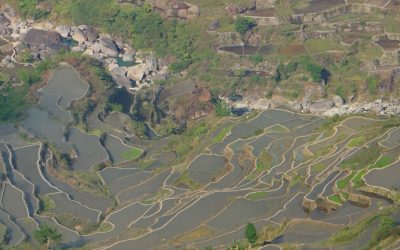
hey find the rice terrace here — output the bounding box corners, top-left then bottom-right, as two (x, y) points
(1, 0), (400, 249)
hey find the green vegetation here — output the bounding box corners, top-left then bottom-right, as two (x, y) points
(346, 136), (366, 148)
(212, 125), (234, 144)
(245, 222), (258, 245)
(329, 215), (378, 244)
(257, 150), (272, 172)
(0, 50), (115, 125)
(336, 171), (356, 189)
(305, 38), (346, 53)
(191, 122), (209, 136)
(366, 75), (378, 95)
(215, 100), (231, 117)
(362, 215), (400, 249)
(0, 223), (7, 244)
(173, 170), (200, 190)
(56, 214), (99, 235)
(39, 195), (56, 213)
(267, 124), (289, 133)
(0, 72), (10, 87)
(56, 169), (109, 198)
(234, 17), (256, 34)
(106, 103), (123, 113)
(275, 56), (329, 83)
(328, 194), (343, 204)
(7, 0), (50, 20)
(351, 169), (367, 186)
(33, 223), (62, 249)
(17, 50), (35, 63)
(120, 148), (143, 161)
(0, 86), (30, 123)
(247, 191), (268, 200)
(60, 1), (211, 73)
(340, 143), (382, 170)
(0, 57), (57, 123)
(311, 162), (326, 174)
(369, 155), (395, 170)
(250, 53), (264, 65)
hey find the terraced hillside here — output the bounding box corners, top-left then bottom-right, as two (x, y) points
(0, 65), (399, 249)
(1, 0), (400, 249)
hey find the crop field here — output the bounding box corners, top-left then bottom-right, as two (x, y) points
(0, 66), (398, 249)
(2, 0), (400, 248)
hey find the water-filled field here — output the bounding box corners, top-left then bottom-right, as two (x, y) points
(0, 66), (399, 249)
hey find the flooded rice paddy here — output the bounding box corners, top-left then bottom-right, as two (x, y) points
(0, 65), (398, 249)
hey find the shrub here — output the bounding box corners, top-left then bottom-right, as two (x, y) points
(275, 62), (299, 81)
(234, 17), (256, 34)
(215, 100), (231, 117)
(245, 222), (258, 244)
(33, 224), (62, 247)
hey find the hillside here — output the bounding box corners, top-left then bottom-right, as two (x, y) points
(0, 0), (399, 249)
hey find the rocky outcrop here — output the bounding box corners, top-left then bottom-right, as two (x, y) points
(321, 4), (373, 21)
(0, 55), (14, 68)
(56, 25), (71, 38)
(212, 32), (243, 48)
(122, 47), (136, 62)
(150, 0), (200, 19)
(110, 66), (132, 89)
(83, 26), (99, 43)
(95, 36), (119, 57)
(309, 100), (335, 113)
(329, 21), (383, 33)
(358, 186), (399, 202)
(378, 68), (400, 92)
(1, 4), (166, 90)
(71, 26), (87, 43)
(332, 95), (344, 107)
(302, 198), (317, 213)
(255, 0), (275, 10)
(242, 14), (282, 26)
(305, 30), (336, 40)
(0, 14), (10, 35)
(23, 29), (68, 59)
(226, 4), (247, 16)
(319, 198), (341, 212)
(347, 192), (371, 208)
(323, 99), (400, 116)
(127, 64), (148, 82)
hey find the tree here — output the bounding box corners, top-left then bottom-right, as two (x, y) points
(215, 100), (231, 117)
(234, 17), (256, 35)
(245, 222), (258, 245)
(33, 224), (62, 250)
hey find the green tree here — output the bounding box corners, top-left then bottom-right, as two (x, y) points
(376, 216), (398, 240)
(234, 17), (256, 34)
(245, 222), (258, 244)
(215, 100), (231, 117)
(33, 224), (62, 250)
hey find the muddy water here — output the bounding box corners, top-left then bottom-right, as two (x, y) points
(365, 162), (400, 189)
(0, 66), (396, 250)
(42, 66), (89, 108)
(294, 0), (345, 14)
(219, 45), (276, 56)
